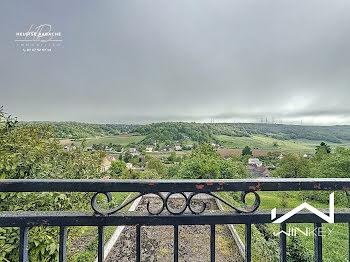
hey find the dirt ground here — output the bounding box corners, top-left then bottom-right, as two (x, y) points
(106, 197), (242, 262)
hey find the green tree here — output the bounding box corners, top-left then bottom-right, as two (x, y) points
(129, 155), (139, 166)
(138, 169), (162, 179)
(219, 158), (250, 179)
(316, 142), (331, 154)
(123, 152), (132, 163)
(180, 153), (220, 179)
(145, 158), (167, 177)
(180, 144), (249, 179)
(180, 144), (220, 179)
(167, 165), (180, 178)
(276, 154), (310, 178)
(119, 169), (140, 179)
(191, 143), (219, 158)
(308, 148), (350, 204)
(109, 161), (127, 177)
(167, 151), (177, 162)
(242, 146), (252, 156)
(311, 148), (350, 178)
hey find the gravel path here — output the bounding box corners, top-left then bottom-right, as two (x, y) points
(106, 196), (242, 262)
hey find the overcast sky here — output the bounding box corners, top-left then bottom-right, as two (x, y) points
(1, 0), (350, 125)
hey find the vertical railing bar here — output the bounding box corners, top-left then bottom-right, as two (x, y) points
(245, 224), (251, 262)
(314, 223), (322, 262)
(210, 224), (215, 262)
(349, 223), (350, 262)
(59, 226), (68, 262)
(19, 227), (29, 262)
(98, 226), (104, 262)
(280, 223), (287, 262)
(174, 225), (179, 262)
(136, 225), (141, 262)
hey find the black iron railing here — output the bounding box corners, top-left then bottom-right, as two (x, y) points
(1, 178), (350, 262)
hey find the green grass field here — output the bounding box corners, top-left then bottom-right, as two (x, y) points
(216, 135), (350, 154)
(61, 135), (146, 147)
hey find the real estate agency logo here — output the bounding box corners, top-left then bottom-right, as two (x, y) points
(271, 193), (335, 237)
(14, 24), (62, 53)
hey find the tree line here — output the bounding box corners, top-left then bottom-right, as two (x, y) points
(17, 121), (350, 144)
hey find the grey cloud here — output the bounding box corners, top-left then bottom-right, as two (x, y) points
(1, 0), (350, 125)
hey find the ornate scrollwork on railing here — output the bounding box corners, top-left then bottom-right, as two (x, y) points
(210, 191), (260, 213)
(186, 191), (260, 214)
(91, 192), (145, 216)
(91, 191), (260, 216)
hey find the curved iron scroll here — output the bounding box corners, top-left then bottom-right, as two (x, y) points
(91, 191), (260, 216)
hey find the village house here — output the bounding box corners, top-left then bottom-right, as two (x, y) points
(159, 146), (172, 152)
(248, 158), (263, 167)
(101, 158), (111, 172)
(129, 147), (140, 156)
(146, 145), (153, 152)
(101, 155), (118, 172)
(175, 143), (182, 151)
(120, 148), (125, 153)
(112, 147), (124, 154)
(303, 153), (314, 158)
(247, 165), (271, 177)
(104, 146), (113, 152)
(129, 148), (137, 154)
(63, 145), (76, 152)
(278, 153), (286, 160)
(86, 146), (94, 152)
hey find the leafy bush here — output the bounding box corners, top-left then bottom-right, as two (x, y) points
(109, 160), (127, 177)
(287, 236), (313, 262)
(0, 108), (105, 261)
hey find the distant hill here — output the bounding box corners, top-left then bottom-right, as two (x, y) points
(135, 122), (224, 143)
(211, 123), (350, 143)
(135, 122), (350, 144)
(19, 121), (350, 144)
(19, 121), (140, 139)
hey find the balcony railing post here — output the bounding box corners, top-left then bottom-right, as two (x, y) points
(19, 227), (29, 262)
(136, 225), (141, 262)
(314, 223), (322, 262)
(98, 226), (104, 262)
(280, 223), (287, 262)
(210, 224), (216, 261)
(174, 225), (179, 262)
(59, 226), (68, 262)
(245, 224), (252, 262)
